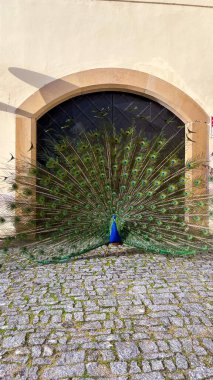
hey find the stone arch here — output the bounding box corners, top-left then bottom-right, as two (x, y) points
(16, 68), (209, 183)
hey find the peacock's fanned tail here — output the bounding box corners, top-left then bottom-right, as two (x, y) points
(1, 125), (212, 263)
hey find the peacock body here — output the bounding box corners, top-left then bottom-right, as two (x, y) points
(1, 122), (212, 263)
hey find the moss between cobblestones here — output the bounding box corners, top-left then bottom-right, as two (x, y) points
(29, 313), (34, 324)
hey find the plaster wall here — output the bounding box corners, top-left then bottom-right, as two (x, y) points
(0, 0), (213, 186)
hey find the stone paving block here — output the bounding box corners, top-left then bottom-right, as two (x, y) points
(28, 333), (46, 345)
(28, 366), (39, 380)
(42, 364), (85, 378)
(202, 338), (213, 353)
(43, 345), (53, 357)
(169, 339), (182, 353)
(142, 360), (152, 373)
(169, 374), (185, 379)
(151, 359), (164, 371)
(129, 360), (141, 373)
(188, 365), (213, 379)
(110, 361), (128, 375)
(131, 285), (147, 294)
(101, 349), (116, 361)
(2, 333), (26, 349)
(175, 353), (188, 370)
(56, 350), (85, 364)
(115, 342), (140, 360)
(132, 372), (165, 379)
(86, 362), (112, 377)
(0, 364), (24, 378)
(157, 340), (170, 352)
(139, 340), (158, 353)
(85, 313), (106, 321)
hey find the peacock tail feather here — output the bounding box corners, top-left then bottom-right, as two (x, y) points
(1, 123), (212, 264)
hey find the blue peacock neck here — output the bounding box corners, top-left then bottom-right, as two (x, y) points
(109, 215), (121, 244)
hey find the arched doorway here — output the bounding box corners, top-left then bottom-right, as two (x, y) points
(37, 91), (184, 167)
(15, 68), (209, 190)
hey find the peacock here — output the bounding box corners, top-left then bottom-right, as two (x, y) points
(0, 121), (212, 264)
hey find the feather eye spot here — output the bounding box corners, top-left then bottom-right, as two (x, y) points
(154, 180), (161, 187)
(159, 193), (167, 200)
(168, 185), (176, 192)
(146, 167), (153, 175)
(160, 170), (168, 178)
(139, 205), (144, 210)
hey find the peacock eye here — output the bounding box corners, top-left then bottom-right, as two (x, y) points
(184, 191), (190, 197)
(172, 200), (179, 206)
(202, 230), (209, 236)
(139, 205), (144, 209)
(147, 167), (153, 174)
(168, 185), (175, 192)
(193, 216), (200, 222)
(202, 245), (208, 251)
(171, 215), (177, 220)
(193, 179), (201, 187)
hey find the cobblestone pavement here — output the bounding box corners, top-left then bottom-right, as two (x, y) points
(0, 246), (212, 380)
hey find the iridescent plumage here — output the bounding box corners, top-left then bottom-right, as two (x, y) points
(1, 124), (212, 263)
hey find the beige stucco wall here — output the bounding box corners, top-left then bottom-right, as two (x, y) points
(0, 0), (213, 188)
